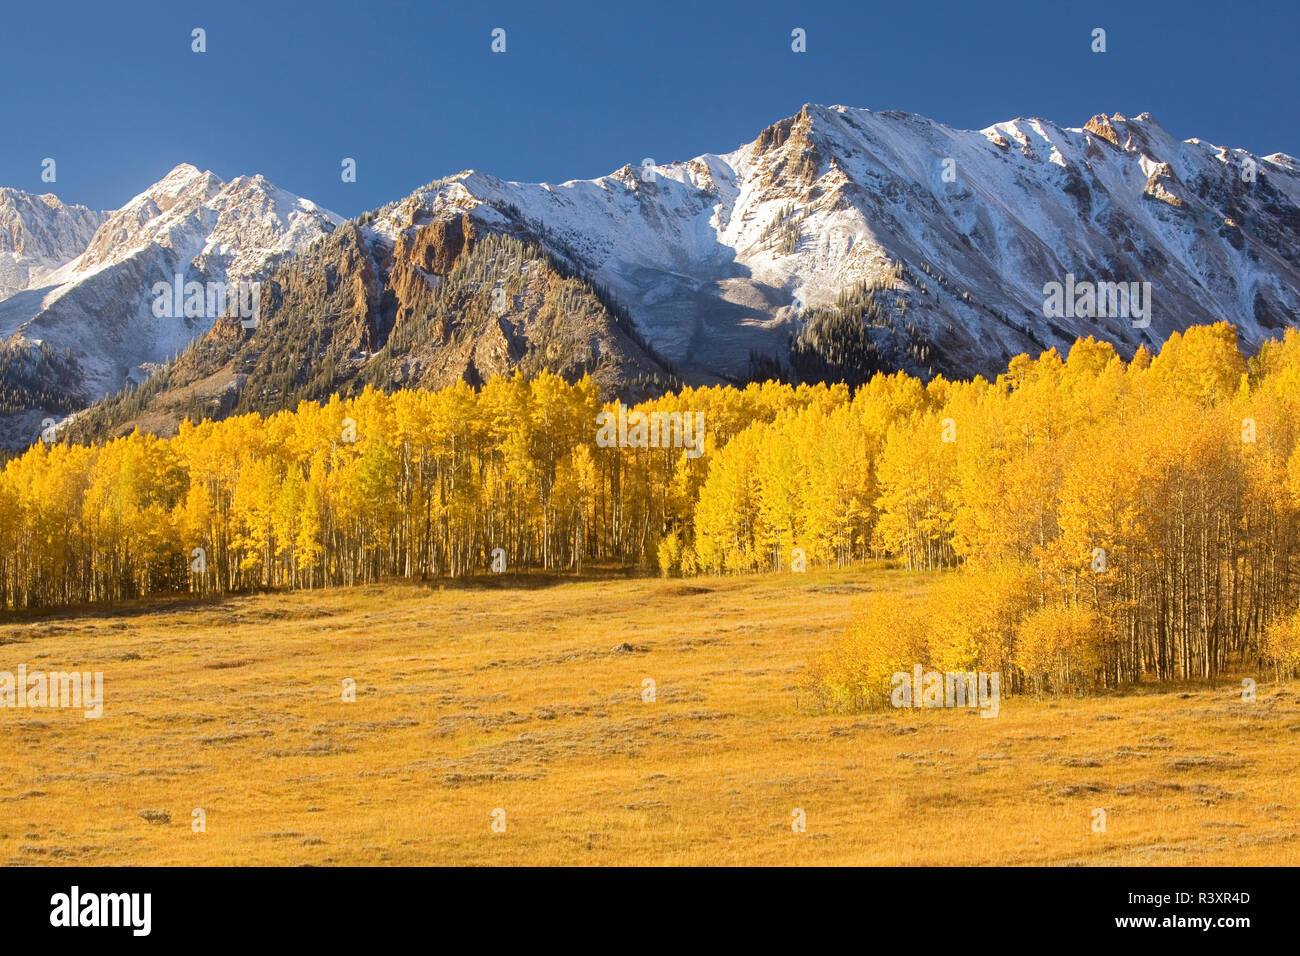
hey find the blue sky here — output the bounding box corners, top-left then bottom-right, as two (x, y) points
(4, 0), (1294, 217)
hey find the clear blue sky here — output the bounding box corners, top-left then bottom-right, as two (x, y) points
(4, 0), (1295, 218)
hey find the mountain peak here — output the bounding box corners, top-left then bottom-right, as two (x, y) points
(344, 103), (1300, 386)
(153, 163), (219, 192)
(153, 163), (222, 197)
(0, 165), (341, 445)
(5, 103), (1299, 451)
(1084, 113), (1124, 147)
(0, 188), (103, 300)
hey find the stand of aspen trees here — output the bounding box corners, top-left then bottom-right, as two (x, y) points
(2, 323), (1299, 693)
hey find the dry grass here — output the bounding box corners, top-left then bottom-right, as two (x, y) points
(1, 565), (1297, 865)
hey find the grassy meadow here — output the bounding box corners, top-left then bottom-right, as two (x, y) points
(1, 565), (1297, 866)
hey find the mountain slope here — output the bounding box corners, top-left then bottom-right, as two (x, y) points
(65, 214), (675, 442)
(0, 188), (103, 300)
(392, 104), (1299, 381)
(34, 104), (1300, 445)
(0, 165), (340, 446)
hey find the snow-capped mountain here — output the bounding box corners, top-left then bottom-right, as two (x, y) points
(12, 103), (1300, 449)
(0, 188), (103, 301)
(0, 164), (340, 444)
(368, 104), (1300, 380)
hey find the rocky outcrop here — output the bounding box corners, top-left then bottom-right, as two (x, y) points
(1083, 113), (1123, 148)
(388, 213), (478, 330)
(1143, 161), (1187, 208)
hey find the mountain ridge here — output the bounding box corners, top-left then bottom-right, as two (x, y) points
(0, 164), (341, 445)
(7, 102), (1300, 447)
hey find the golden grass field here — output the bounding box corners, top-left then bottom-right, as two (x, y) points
(1, 565), (1297, 865)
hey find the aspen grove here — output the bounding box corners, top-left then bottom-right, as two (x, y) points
(3, 323), (1300, 695)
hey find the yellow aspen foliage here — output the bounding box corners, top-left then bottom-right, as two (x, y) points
(1014, 604), (1107, 696)
(804, 590), (930, 712)
(0, 320), (1295, 706)
(1263, 608), (1300, 678)
(925, 563), (1038, 674)
(873, 410), (958, 570)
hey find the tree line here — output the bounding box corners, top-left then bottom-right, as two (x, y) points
(2, 322), (1299, 694)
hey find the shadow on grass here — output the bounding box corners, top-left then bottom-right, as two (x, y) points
(0, 591), (239, 628)
(0, 564), (653, 627)
(0, 558), (904, 627)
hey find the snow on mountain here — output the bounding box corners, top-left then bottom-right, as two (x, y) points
(0, 188), (103, 301)
(369, 104), (1300, 380)
(56, 164), (341, 286)
(0, 164), (341, 443)
(5, 104), (1298, 449)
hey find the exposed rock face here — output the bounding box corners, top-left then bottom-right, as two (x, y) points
(415, 212), (476, 275)
(388, 213), (478, 330)
(755, 106), (823, 189)
(1143, 161), (1186, 208)
(1084, 113), (1122, 148)
(66, 212), (674, 443)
